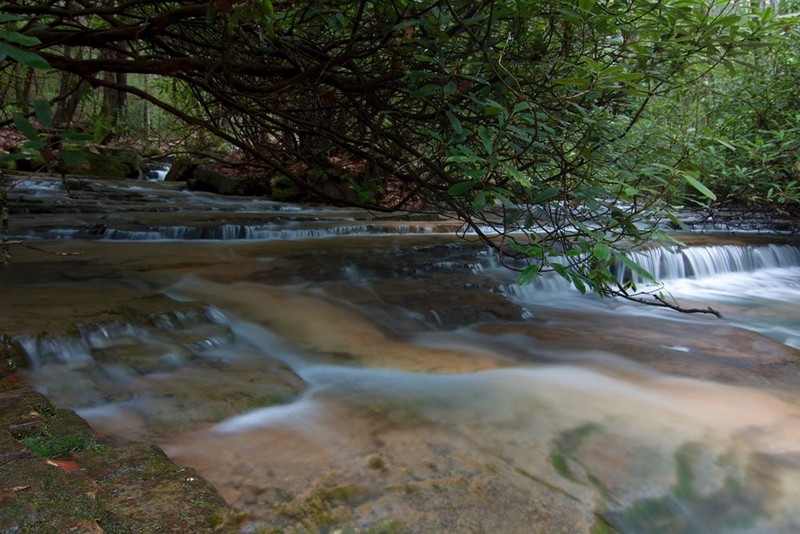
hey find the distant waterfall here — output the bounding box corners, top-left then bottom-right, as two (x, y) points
(618, 244), (800, 284)
(102, 223), (435, 240)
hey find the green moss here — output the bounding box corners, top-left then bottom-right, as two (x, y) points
(673, 442), (700, 499)
(368, 456), (385, 470)
(556, 423), (600, 455)
(278, 485), (358, 530)
(246, 393), (286, 410)
(605, 443), (767, 533)
(550, 451), (572, 480)
(21, 432), (99, 458)
(343, 519), (407, 534)
(321, 485), (356, 503)
(591, 515), (617, 534)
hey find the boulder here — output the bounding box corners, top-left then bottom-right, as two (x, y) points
(61, 146), (141, 179)
(186, 165), (246, 195)
(0, 336), (26, 378)
(270, 173), (303, 202)
(164, 158), (198, 182)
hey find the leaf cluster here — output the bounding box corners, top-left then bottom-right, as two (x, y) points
(0, 0), (785, 309)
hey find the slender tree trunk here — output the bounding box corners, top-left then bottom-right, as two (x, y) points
(1, 186), (10, 265)
(54, 47), (89, 127)
(99, 49), (128, 144)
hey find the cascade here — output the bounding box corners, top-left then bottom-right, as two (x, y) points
(6, 172), (800, 533)
(618, 244), (800, 284)
(101, 223), (436, 241)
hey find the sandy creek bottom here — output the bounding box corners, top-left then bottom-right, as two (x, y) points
(6, 238), (800, 533)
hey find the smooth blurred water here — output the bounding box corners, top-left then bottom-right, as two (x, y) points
(6, 176), (800, 532)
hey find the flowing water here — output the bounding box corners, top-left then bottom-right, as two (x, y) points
(4, 175), (800, 533)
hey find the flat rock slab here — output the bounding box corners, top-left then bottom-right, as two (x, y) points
(0, 378), (236, 533)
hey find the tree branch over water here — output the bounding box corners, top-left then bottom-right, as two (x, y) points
(0, 0), (782, 313)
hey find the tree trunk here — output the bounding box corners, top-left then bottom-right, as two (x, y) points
(1, 187), (10, 265)
(99, 49), (128, 144)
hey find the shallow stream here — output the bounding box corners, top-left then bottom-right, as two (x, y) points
(3, 175), (800, 532)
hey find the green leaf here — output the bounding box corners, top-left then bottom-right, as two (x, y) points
(477, 126), (493, 155)
(517, 264), (541, 285)
(58, 150), (88, 167)
(551, 263), (569, 279)
(512, 102), (533, 114)
(0, 42), (49, 68)
(615, 253), (657, 282)
(593, 243), (611, 261)
(446, 111), (463, 135)
(0, 30), (41, 47)
(684, 173), (717, 201)
(0, 14), (27, 23)
(532, 187), (559, 204)
(0, 152), (29, 163)
(60, 131), (93, 143)
(22, 139), (46, 150)
(448, 181), (478, 196)
(410, 84), (439, 98)
(13, 112), (39, 140)
(32, 98), (53, 129)
(472, 191), (486, 212)
(571, 274), (587, 294)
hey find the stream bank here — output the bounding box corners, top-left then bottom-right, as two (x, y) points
(0, 373), (237, 533)
(0, 291), (241, 533)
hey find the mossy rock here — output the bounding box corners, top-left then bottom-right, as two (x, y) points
(75, 443), (235, 532)
(187, 165), (246, 195)
(62, 146), (141, 178)
(270, 173), (303, 202)
(164, 157), (199, 181)
(0, 335), (26, 378)
(0, 454), (104, 533)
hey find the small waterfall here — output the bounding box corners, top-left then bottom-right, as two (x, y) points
(102, 223), (436, 241)
(501, 244), (800, 309)
(141, 164), (170, 181)
(17, 335), (94, 369)
(619, 244), (800, 285)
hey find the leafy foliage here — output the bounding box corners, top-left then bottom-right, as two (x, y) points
(0, 0), (795, 310)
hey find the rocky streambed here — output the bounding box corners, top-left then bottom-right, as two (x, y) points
(2, 173), (800, 533)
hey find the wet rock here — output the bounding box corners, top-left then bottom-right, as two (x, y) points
(0, 454), (104, 533)
(270, 173), (303, 202)
(0, 335), (26, 378)
(164, 157), (198, 181)
(0, 377), (238, 532)
(188, 165), (247, 195)
(163, 157), (252, 195)
(62, 146), (141, 179)
(74, 443), (234, 532)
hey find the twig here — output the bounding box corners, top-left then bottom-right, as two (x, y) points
(7, 241), (84, 257)
(620, 292), (724, 318)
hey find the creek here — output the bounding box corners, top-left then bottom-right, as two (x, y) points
(3, 175), (800, 532)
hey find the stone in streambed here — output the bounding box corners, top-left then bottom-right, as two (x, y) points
(61, 146), (141, 179)
(187, 165), (247, 196)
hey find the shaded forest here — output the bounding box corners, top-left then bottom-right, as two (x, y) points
(1, 0), (799, 307)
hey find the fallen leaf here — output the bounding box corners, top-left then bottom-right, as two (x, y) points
(2, 375), (23, 383)
(46, 459), (81, 472)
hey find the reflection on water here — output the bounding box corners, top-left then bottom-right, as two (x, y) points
(5, 176), (800, 532)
